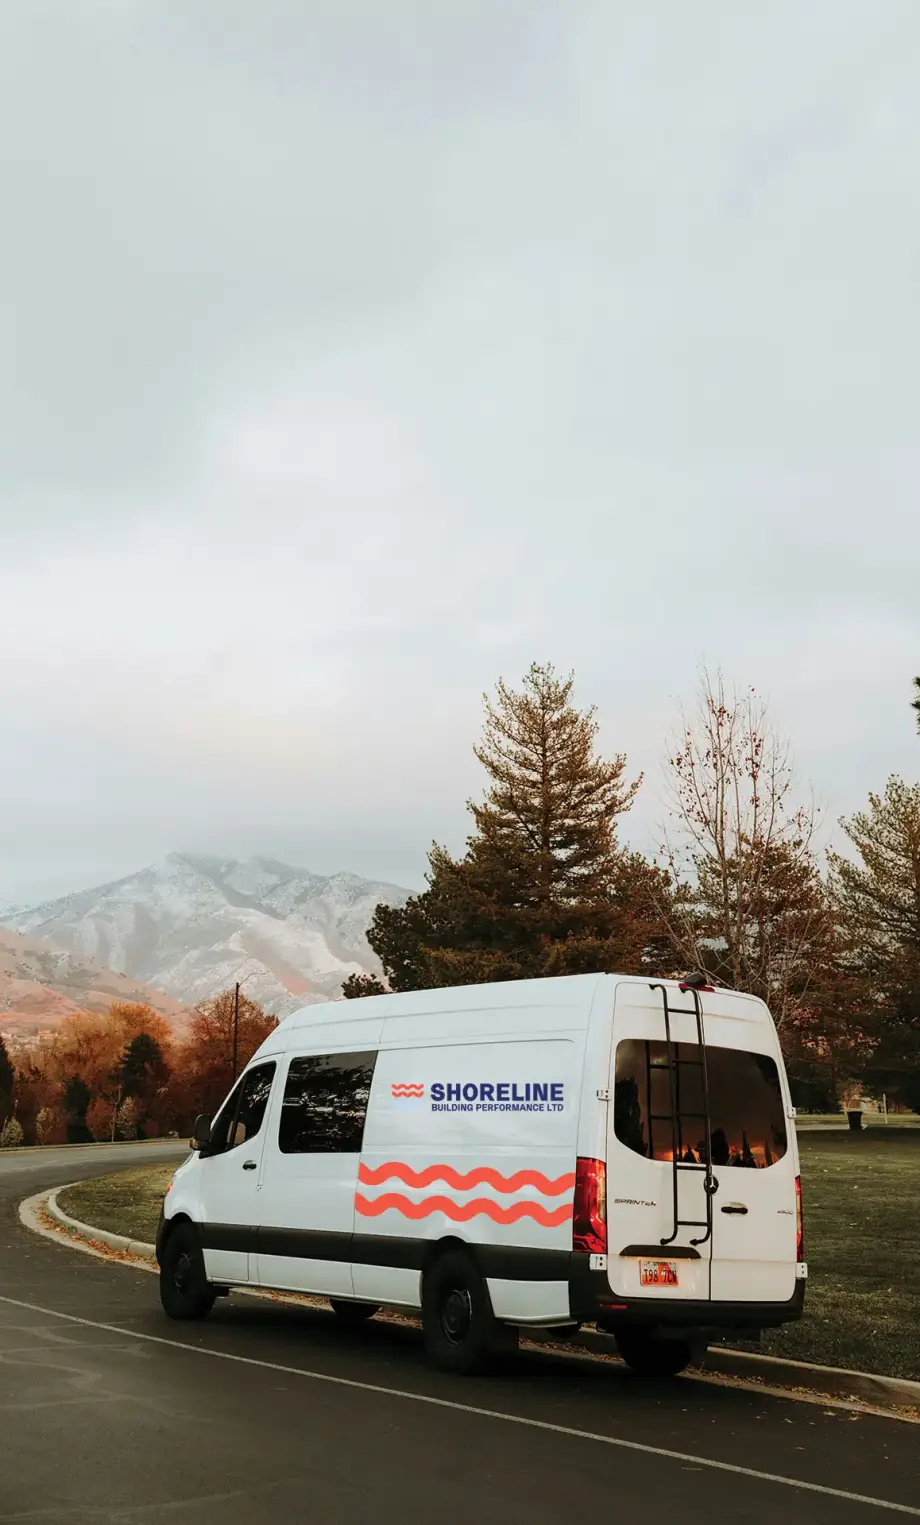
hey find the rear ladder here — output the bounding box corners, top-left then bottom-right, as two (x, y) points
(648, 982), (718, 1247)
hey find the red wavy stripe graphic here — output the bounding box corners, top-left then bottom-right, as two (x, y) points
(355, 1192), (573, 1227)
(359, 1161), (575, 1196)
(391, 1084), (424, 1096)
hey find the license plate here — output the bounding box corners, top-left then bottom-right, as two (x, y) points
(639, 1259), (679, 1287)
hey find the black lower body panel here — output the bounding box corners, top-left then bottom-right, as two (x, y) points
(568, 1254), (805, 1333)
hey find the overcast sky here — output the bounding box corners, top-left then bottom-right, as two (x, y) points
(2, 1), (919, 906)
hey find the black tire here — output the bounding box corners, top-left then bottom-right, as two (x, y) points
(159, 1223), (217, 1321)
(614, 1327), (706, 1378)
(330, 1300), (379, 1328)
(422, 1249), (508, 1374)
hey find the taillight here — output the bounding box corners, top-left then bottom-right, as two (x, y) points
(573, 1157), (607, 1254)
(795, 1175), (805, 1261)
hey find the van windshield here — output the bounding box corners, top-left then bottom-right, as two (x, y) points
(614, 1040), (787, 1168)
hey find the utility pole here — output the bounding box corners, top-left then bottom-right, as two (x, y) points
(231, 981), (240, 1081)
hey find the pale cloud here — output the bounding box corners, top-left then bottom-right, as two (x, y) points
(1, 0), (918, 905)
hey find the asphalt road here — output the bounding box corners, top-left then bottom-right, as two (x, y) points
(1, 1145), (917, 1524)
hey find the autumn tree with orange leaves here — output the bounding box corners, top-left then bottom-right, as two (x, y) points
(16, 1003), (177, 1143)
(180, 988), (278, 1118)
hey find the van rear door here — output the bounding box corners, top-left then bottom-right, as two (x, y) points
(606, 985), (712, 1302)
(606, 983), (797, 1307)
(703, 1039), (797, 1304)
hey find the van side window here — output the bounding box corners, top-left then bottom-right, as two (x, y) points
(278, 1052), (377, 1154)
(613, 1041), (787, 1168)
(208, 1062), (277, 1155)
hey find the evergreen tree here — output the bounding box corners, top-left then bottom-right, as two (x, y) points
(0, 1034), (14, 1126)
(120, 1033), (166, 1098)
(362, 663), (667, 992)
(829, 776), (920, 1109)
(341, 973), (387, 999)
(61, 1075), (93, 1143)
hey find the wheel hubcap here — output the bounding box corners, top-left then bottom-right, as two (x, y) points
(174, 1251), (194, 1294)
(441, 1286), (473, 1345)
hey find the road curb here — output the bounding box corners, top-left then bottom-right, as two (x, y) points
(0, 1138), (185, 1157)
(46, 1188), (157, 1261)
(25, 1188), (920, 1419)
(18, 1186), (160, 1271)
(524, 1327), (920, 1413)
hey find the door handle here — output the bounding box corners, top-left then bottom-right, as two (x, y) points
(242, 1160), (257, 1171)
(720, 1202), (748, 1215)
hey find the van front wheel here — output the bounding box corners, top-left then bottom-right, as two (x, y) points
(422, 1250), (505, 1374)
(159, 1223), (216, 1321)
(614, 1328), (706, 1378)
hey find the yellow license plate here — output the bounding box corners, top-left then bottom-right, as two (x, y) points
(639, 1259), (679, 1287)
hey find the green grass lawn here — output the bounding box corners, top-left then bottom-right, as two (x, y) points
(737, 1129), (920, 1381)
(797, 1112), (919, 1128)
(55, 1133), (920, 1382)
(57, 1164), (176, 1243)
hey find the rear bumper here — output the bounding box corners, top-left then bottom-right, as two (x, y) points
(569, 1254), (805, 1334)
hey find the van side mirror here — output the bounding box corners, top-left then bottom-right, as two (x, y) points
(192, 1114), (212, 1150)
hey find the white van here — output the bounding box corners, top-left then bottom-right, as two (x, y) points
(157, 972), (806, 1376)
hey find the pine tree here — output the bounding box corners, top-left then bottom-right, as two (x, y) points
(61, 1075), (93, 1143)
(364, 663), (667, 991)
(829, 776), (920, 1109)
(341, 973), (387, 999)
(120, 1033), (166, 1098)
(0, 1035), (14, 1126)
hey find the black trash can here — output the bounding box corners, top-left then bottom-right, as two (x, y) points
(846, 1109), (863, 1131)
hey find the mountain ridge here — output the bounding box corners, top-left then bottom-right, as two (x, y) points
(1, 852), (409, 1019)
(0, 925), (193, 1045)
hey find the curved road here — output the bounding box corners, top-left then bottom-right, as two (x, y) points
(1, 1145), (917, 1524)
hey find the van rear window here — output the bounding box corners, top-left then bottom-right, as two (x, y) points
(613, 1040), (787, 1168)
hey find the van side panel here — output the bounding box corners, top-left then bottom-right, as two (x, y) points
(575, 977), (616, 1161)
(354, 1012), (587, 1323)
(253, 1016), (385, 1297)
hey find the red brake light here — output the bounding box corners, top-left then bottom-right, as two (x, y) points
(795, 1175), (805, 1261)
(573, 1157), (607, 1254)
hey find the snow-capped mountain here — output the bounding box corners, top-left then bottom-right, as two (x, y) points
(1, 853), (410, 1018)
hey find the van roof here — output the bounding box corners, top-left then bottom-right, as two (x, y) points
(278, 972), (766, 1029)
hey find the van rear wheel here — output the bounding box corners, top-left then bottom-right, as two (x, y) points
(330, 1300), (379, 1328)
(159, 1223), (216, 1322)
(614, 1328), (706, 1378)
(422, 1250), (508, 1375)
